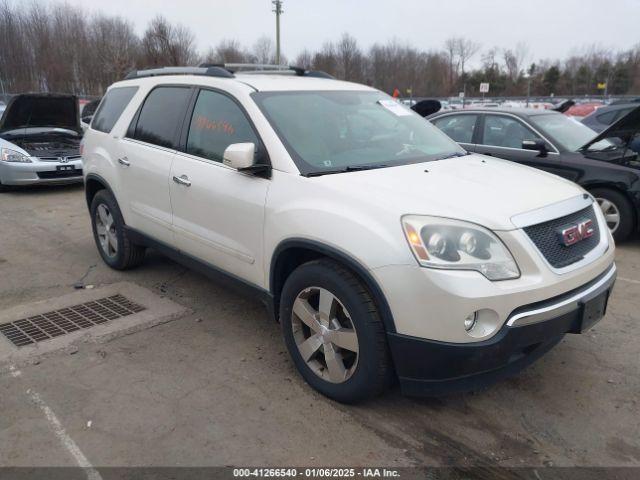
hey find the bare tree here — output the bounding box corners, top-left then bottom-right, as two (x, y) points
(503, 42), (529, 82)
(455, 38), (481, 75)
(252, 35), (275, 64)
(334, 33), (365, 82)
(140, 16), (197, 67)
(203, 39), (253, 64)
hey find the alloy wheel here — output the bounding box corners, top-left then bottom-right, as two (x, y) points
(95, 204), (118, 258)
(291, 287), (359, 383)
(596, 197), (621, 234)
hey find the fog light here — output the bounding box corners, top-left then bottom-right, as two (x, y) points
(464, 312), (478, 332)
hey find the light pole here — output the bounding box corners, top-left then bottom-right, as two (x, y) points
(524, 72), (531, 107)
(272, 0), (283, 65)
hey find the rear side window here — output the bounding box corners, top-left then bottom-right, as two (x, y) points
(431, 114), (478, 143)
(596, 110), (617, 125)
(132, 87), (192, 149)
(91, 87), (138, 133)
(186, 89), (259, 162)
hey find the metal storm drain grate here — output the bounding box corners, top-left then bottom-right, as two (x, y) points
(0, 295), (145, 347)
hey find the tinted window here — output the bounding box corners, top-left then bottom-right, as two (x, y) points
(432, 115), (478, 143)
(133, 87), (192, 148)
(613, 107), (634, 123)
(92, 87), (138, 133)
(482, 115), (537, 148)
(186, 90), (259, 162)
(596, 110), (617, 125)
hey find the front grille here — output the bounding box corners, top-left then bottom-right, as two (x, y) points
(37, 168), (83, 179)
(524, 205), (600, 268)
(0, 295), (145, 347)
(37, 155), (82, 163)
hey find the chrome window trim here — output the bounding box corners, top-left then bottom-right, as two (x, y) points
(506, 263), (616, 327)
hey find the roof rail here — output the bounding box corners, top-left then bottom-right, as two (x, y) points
(124, 66), (234, 80)
(123, 64), (334, 81)
(220, 63), (335, 79)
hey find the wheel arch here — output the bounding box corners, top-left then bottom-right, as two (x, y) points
(85, 173), (116, 211)
(270, 238), (397, 333)
(584, 182), (638, 229)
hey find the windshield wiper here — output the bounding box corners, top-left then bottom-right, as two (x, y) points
(306, 164), (390, 177)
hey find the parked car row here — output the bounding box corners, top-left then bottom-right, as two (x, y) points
(421, 103), (640, 242)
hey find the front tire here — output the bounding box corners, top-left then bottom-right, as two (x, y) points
(279, 259), (392, 403)
(591, 188), (635, 242)
(90, 190), (146, 269)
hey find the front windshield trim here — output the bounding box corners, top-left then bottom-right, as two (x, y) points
(251, 90), (465, 176)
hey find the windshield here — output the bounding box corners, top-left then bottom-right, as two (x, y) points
(252, 91), (464, 175)
(530, 113), (612, 151)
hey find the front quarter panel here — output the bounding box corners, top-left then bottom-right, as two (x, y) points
(263, 170), (416, 288)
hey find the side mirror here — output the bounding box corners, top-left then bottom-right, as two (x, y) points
(522, 139), (548, 157)
(222, 142), (271, 177)
(223, 142), (255, 169)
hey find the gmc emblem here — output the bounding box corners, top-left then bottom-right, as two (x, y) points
(558, 219), (594, 247)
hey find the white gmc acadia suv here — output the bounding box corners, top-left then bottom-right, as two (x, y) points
(82, 65), (616, 403)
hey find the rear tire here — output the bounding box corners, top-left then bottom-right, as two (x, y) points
(90, 189), (146, 269)
(590, 188), (635, 242)
(279, 259), (393, 403)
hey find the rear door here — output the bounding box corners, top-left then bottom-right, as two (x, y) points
(119, 86), (193, 244)
(169, 88), (270, 286)
(430, 113), (480, 152)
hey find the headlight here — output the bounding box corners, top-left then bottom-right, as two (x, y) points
(402, 215), (520, 281)
(1, 148), (32, 163)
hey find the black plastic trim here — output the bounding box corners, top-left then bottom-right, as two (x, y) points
(84, 173), (117, 210)
(126, 227), (275, 319)
(270, 238), (397, 333)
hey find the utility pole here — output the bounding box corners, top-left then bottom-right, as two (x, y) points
(272, 0), (283, 65)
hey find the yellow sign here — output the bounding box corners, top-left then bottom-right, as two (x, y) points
(597, 82), (607, 90)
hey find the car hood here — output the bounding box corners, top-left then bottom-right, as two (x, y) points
(579, 104), (640, 151)
(0, 94), (81, 134)
(311, 154), (585, 231)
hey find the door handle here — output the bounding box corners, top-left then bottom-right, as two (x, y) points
(118, 157), (130, 167)
(172, 175), (192, 187)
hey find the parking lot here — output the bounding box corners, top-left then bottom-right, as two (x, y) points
(0, 184), (639, 471)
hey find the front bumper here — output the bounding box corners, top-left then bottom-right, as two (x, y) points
(388, 263), (616, 396)
(0, 159), (83, 186)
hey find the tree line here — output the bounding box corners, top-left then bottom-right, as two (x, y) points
(1, 1), (639, 98)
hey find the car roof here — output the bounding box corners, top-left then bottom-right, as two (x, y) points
(598, 103), (638, 112)
(113, 72), (376, 94)
(433, 107), (556, 117)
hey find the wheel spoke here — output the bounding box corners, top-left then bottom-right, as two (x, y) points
(317, 288), (335, 322)
(107, 231), (117, 250)
(605, 213), (620, 224)
(293, 297), (321, 332)
(327, 328), (359, 353)
(323, 343), (348, 383)
(298, 333), (323, 361)
(97, 205), (110, 225)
